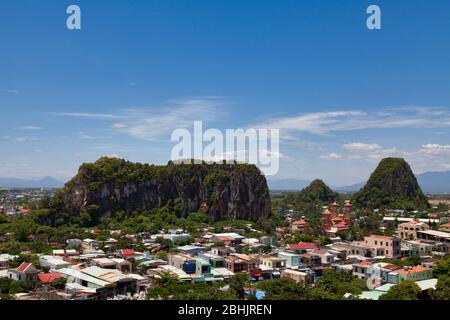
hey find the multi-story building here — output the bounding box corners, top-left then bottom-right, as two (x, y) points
(362, 235), (401, 258)
(397, 220), (430, 240)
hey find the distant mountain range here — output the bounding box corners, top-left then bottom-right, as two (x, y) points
(1, 169), (449, 192)
(268, 170), (450, 193)
(0, 176), (64, 189)
(266, 179), (311, 191)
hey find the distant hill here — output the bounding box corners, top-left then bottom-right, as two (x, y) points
(353, 158), (429, 210)
(334, 182), (364, 193)
(416, 171), (450, 193)
(335, 171), (450, 194)
(268, 178), (310, 191)
(0, 176), (64, 189)
(297, 179), (340, 204)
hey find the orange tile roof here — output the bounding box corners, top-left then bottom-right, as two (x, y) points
(395, 266), (432, 275)
(38, 272), (62, 283)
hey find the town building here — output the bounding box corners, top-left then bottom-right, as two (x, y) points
(397, 220), (430, 240)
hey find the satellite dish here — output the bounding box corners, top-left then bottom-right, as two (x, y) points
(366, 264), (382, 290)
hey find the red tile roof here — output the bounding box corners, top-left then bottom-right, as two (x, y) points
(38, 272), (62, 283)
(120, 249), (135, 256)
(335, 222), (349, 229)
(293, 219), (308, 226)
(17, 262), (32, 272)
(288, 242), (316, 250)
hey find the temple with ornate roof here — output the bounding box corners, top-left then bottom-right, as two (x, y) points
(322, 200), (352, 234)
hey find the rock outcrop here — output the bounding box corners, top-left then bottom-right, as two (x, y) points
(54, 157), (271, 222)
(353, 158), (429, 210)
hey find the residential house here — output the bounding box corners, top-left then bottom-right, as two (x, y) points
(281, 269), (309, 284)
(260, 255), (287, 270)
(91, 258), (132, 272)
(225, 254), (259, 273)
(39, 255), (71, 271)
(177, 245), (205, 256)
(310, 249), (334, 265)
(7, 262), (38, 282)
(168, 253), (197, 274)
(277, 252), (301, 269)
(82, 239), (99, 251)
(198, 252), (226, 268)
(388, 266), (433, 284)
(286, 242), (317, 254)
(80, 266), (143, 296)
(211, 247), (232, 257)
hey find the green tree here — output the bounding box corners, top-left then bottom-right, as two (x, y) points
(229, 273), (249, 299)
(379, 280), (421, 300)
(433, 275), (450, 300)
(433, 256), (450, 277)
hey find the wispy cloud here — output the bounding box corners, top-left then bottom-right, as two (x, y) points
(77, 131), (112, 140)
(341, 142), (400, 161)
(419, 144), (450, 156)
(49, 112), (124, 120)
(254, 106), (450, 136)
(16, 126), (42, 131)
(15, 137), (38, 143)
(1, 89), (20, 94)
(111, 97), (226, 141)
(320, 152), (342, 160)
(48, 97), (227, 141)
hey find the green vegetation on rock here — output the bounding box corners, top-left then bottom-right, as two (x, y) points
(353, 158), (429, 210)
(47, 157), (271, 226)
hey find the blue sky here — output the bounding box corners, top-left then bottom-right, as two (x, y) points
(1, 0), (450, 185)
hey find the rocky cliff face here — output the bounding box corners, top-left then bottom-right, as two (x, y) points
(353, 158), (429, 210)
(55, 157), (271, 222)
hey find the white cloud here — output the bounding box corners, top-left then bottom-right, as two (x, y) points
(50, 112), (124, 120)
(320, 153), (342, 160)
(341, 142), (401, 161)
(15, 137), (31, 143)
(254, 106), (450, 137)
(420, 144), (450, 156)
(1, 89), (20, 94)
(112, 97), (225, 141)
(77, 131), (112, 140)
(16, 126), (42, 131)
(342, 142), (382, 152)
